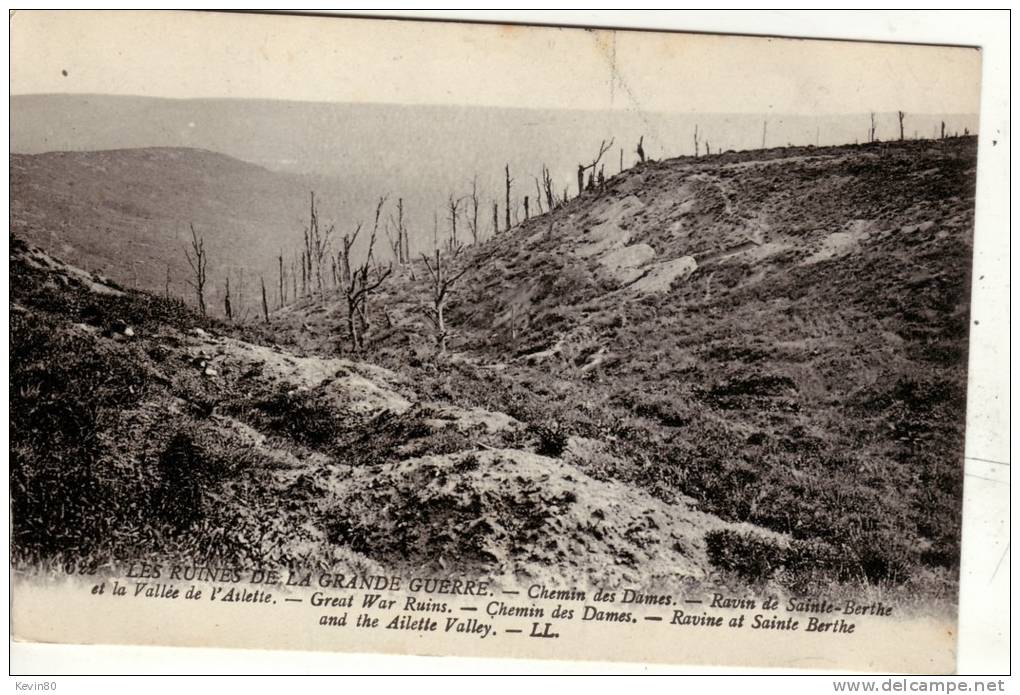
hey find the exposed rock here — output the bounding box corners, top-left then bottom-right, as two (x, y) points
(599, 243), (656, 283)
(627, 256), (698, 293)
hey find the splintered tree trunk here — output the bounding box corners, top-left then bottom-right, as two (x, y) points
(577, 165), (585, 196)
(301, 251), (307, 297)
(941, 121), (946, 139)
(524, 196), (529, 221)
(504, 164), (511, 232)
(898, 111), (905, 141)
(260, 277), (269, 324)
(492, 201), (499, 236)
(224, 277), (232, 321)
(347, 299), (361, 352)
(397, 198), (407, 263)
(619, 148), (623, 172)
(436, 300), (447, 354)
(278, 254), (285, 307)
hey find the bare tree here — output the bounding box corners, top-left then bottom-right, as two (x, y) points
(532, 177), (543, 215)
(898, 111), (905, 141)
(260, 276), (270, 324)
(941, 121), (946, 139)
(223, 276), (232, 321)
(869, 112), (876, 143)
(385, 197), (410, 265)
(300, 249), (307, 297)
(636, 135), (645, 164)
(693, 124), (699, 157)
(761, 120), (767, 149)
(523, 195), (530, 220)
(278, 253), (285, 307)
(446, 193), (465, 253)
(339, 223), (362, 292)
(183, 223), (208, 316)
(308, 192), (335, 300)
(164, 264), (171, 298)
(384, 219), (402, 265)
(492, 201), (499, 237)
(468, 176), (480, 244)
(577, 138), (614, 195)
(541, 165), (555, 211)
(504, 164), (512, 232)
(419, 245), (497, 355)
(342, 223), (391, 352)
(291, 257), (298, 303)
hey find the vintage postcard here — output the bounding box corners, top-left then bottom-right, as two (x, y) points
(8, 10), (998, 673)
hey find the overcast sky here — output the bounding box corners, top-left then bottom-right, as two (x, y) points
(11, 10), (982, 115)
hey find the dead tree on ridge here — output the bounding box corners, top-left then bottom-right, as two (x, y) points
(693, 124), (699, 157)
(308, 192), (335, 301)
(577, 137), (614, 196)
(260, 276), (270, 324)
(183, 223), (208, 316)
(446, 193), (467, 254)
(869, 112), (876, 143)
(898, 111), (905, 141)
(223, 276), (232, 321)
(385, 197), (410, 266)
(468, 176), (480, 244)
(504, 164), (512, 232)
(636, 135), (645, 164)
(541, 165), (555, 211)
(278, 253), (285, 307)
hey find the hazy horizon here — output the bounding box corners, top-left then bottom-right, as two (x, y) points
(10, 94), (980, 221)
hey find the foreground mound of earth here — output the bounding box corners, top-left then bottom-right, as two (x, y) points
(10, 238), (783, 592)
(325, 448), (775, 588)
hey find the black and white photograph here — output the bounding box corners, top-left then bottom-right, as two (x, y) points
(7, 10), (1008, 676)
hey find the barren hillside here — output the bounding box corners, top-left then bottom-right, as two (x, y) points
(10, 147), (331, 309)
(9, 137), (976, 603)
(278, 137), (977, 597)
